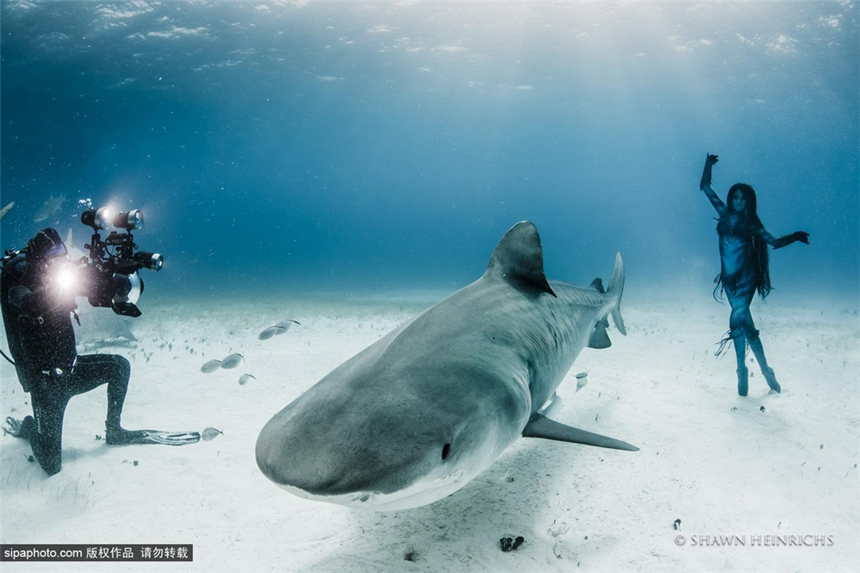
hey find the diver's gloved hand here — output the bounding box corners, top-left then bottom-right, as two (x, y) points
(2, 417), (22, 437)
(705, 153), (719, 166)
(3, 416), (33, 439)
(793, 231), (810, 244)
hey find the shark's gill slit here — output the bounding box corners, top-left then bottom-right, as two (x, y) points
(442, 443), (451, 460)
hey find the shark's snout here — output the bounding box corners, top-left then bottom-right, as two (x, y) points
(255, 400), (453, 500)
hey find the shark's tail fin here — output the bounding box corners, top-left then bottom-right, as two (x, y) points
(606, 252), (626, 336)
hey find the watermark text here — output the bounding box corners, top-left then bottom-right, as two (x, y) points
(1, 544), (193, 562)
(674, 534), (834, 548)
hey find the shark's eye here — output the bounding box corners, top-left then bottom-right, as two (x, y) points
(442, 443), (451, 461)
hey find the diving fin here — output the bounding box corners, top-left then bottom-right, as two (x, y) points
(141, 430), (201, 446)
(522, 413), (638, 451)
(108, 429), (201, 446)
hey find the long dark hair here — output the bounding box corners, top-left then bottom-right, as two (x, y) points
(713, 183), (772, 300)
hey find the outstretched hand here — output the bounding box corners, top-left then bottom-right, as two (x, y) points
(3, 417), (24, 438)
(794, 231), (810, 244)
(700, 153), (719, 191)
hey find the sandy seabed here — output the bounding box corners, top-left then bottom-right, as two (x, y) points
(1, 288), (858, 573)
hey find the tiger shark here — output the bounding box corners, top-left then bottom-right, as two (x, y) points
(33, 193), (65, 222)
(256, 221), (636, 511)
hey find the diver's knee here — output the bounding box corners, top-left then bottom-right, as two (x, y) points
(41, 458), (62, 476)
(113, 355), (131, 383)
(31, 442), (62, 476)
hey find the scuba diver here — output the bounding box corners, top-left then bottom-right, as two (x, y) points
(1, 228), (199, 476)
(699, 153), (810, 396)
(700, 153), (809, 396)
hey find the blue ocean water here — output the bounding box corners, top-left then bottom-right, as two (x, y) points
(1, 2), (857, 305)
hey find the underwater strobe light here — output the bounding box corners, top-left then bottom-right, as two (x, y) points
(77, 206), (164, 317)
(81, 206), (114, 230)
(133, 250), (164, 272)
(113, 209), (144, 231)
(53, 262), (79, 295)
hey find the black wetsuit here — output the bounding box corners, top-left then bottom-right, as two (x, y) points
(1, 251), (132, 476)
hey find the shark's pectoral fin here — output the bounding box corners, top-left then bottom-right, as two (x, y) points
(588, 320), (611, 349)
(522, 414), (639, 451)
(484, 221), (556, 297)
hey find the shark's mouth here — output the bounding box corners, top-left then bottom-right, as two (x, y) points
(274, 469), (470, 511)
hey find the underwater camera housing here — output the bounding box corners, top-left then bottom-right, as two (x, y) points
(79, 207), (164, 317)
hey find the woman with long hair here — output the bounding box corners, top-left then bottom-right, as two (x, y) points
(700, 153), (809, 396)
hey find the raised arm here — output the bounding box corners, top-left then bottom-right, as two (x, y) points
(759, 228), (810, 250)
(700, 153), (726, 216)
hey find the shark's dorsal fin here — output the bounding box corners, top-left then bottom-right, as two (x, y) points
(522, 414), (638, 451)
(484, 221), (556, 297)
(590, 278), (605, 293)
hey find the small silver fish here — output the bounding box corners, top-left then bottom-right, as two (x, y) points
(239, 373), (256, 386)
(201, 427), (223, 442)
(258, 319), (301, 340)
(220, 353), (244, 369)
(258, 326), (281, 341)
(575, 372), (588, 393)
(201, 359), (222, 373)
(274, 319), (301, 331)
